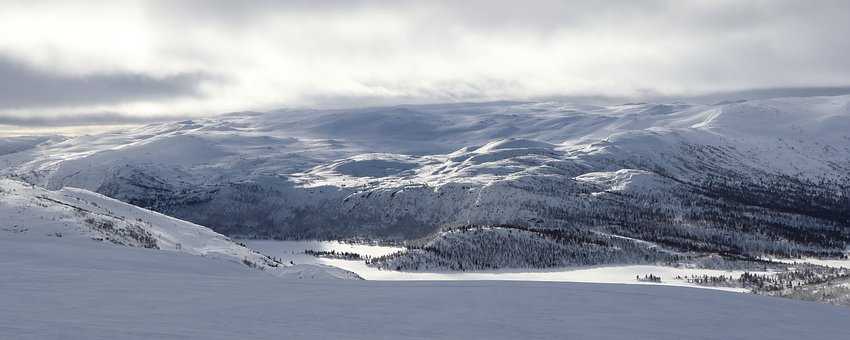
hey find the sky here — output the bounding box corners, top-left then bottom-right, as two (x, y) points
(1, 0), (850, 133)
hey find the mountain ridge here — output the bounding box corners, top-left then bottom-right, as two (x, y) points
(1, 95), (848, 269)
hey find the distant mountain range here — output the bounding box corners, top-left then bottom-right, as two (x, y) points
(2, 95), (849, 269)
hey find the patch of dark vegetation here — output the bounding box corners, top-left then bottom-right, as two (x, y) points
(305, 250), (365, 261)
(368, 225), (680, 271)
(242, 257), (261, 269)
(636, 274), (662, 283)
(681, 265), (850, 307)
(576, 163), (850, 260)
(739, 266), (850, 292)
(83, 216), (159, 249)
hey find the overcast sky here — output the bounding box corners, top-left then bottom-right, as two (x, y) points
(1, 0), (850, 131)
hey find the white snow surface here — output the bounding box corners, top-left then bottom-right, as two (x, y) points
(574, 169), (672, 193)
(3, 234), (850, 340)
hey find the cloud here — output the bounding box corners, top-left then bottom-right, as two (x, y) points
(0, 55), (208, 109)
(0, 0), (848, 124)
(138, 0), (850, 102)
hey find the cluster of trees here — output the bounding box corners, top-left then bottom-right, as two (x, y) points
(679, 266), (850, 293)
(369, 225), (677, 271)
(765, 277), (850, 307)
(636, 274), (662, 283)
(83, 216), (159, 249)
(676, 274), (739, 288)
(739, 267), (850, 292)
(304, 249), (365, 261)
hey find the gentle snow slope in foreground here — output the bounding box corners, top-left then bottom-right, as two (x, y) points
(1, 236), (848, 340)
(0, 179), (358, 280)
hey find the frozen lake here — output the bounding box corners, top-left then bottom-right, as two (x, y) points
(246, 240), (760, 291)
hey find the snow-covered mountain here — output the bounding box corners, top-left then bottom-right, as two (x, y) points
(0, 178), (360, 280)
(1, 95), (849, 267)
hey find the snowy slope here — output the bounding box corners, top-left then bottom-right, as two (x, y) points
(0, 95), (848, 261)
(0, 179), (359, 280)
(2, 234), (850, 340)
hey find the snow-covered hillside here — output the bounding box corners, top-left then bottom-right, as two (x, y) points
(1, 95), (849, 267)
(0, 179), (359, 280)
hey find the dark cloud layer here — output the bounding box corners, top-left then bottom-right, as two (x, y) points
(0, 56), (207, 109)
(3, 85), (849, 129)
(0, 112), (191, 127)
(681, 86), (850, 105)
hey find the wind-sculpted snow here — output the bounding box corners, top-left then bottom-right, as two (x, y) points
(1, 95), (849, 268)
